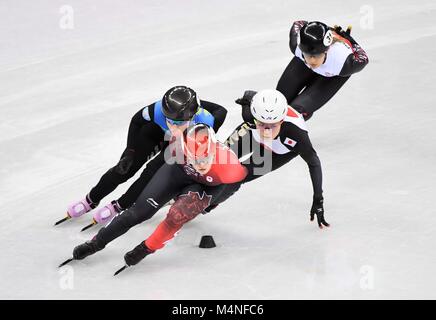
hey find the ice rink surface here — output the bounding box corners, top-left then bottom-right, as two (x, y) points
(1, 0), (435, 299)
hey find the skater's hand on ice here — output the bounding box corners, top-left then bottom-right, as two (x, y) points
(310, 197), (330, 229)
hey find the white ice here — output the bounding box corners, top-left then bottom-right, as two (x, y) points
(1, 0), (435, 299)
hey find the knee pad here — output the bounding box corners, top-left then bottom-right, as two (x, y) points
(167, 206), (189, 226)
(109, 164), (136, 180)
(167, 191), (212, 226)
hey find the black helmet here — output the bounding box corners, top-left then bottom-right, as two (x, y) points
(298, 21), (333, 55)
(162, 86), (200, 121)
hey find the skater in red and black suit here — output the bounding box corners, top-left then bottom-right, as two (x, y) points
(70, 124), (247, 267)
(59, 86), (227, 229)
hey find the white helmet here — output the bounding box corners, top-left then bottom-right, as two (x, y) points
(250, 89), (288, 124)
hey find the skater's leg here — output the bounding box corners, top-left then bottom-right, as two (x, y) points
(276, 57), (316, 105)
(123, 183), (215, 265)
(291, 75), (350, 120)
(94, 164), (189, 247)
(204, 182), (242, 213)
(116, 149), (165, 210)
(88, 125), (164, 203)
(145, 184), (225, 251)
(92, 148), (165, 224)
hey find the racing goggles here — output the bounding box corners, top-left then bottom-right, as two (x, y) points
(188, 153), (215, 166)
(166, 118), (192, 126)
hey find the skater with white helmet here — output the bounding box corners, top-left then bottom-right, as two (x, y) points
(217, 89), (329, 229)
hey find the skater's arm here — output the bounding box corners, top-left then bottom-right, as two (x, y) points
(336, 32), (369, 76)
(126, 105), (154, 149)
(200, 100), (228, 133)
(225, 123), (252, 158)
(235, 90), (257, 126)
(289, 20), (308, 54)
(218, 157), (248, 184)
(295, 134), (323, 199)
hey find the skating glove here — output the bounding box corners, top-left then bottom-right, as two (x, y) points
(333, 25), (352, 35)
(113, 148), (136, 175)
(332, 25), (357, 45)
(310, 196), (330, 229)
(202, 203), (218, 214)
(124, 241), (154, 266)
(235, 90), (257, 127)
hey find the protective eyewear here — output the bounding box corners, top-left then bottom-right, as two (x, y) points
(188, 153), (215, 166)
(166, 118), (191, 126)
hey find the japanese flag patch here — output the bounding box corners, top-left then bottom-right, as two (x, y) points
(284, 137), (297, 148)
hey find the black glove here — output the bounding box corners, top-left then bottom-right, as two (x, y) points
(124, 241), (154, 266)
(113, 148), (136, 175)
(292, 105), (312, 120)
(235, 90), (257, 126)
(203, 203), (218, 214)
(235, 90), (257, 106)
(333, 24), (352, 35)
(310, 196), (330, 229)
(332, 25), (356, 45)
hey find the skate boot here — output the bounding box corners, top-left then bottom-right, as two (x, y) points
(124, 242), (155, 266)
(80, 200), (122, 232)
(67, 194), (98, 218)
(93, 201), (122, 224)
(55, 194), (99, 226)
(73, 238), (105, 260)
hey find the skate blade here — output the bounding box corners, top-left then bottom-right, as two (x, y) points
(114, 265), (128, 276)
(54, 214), (71, 226)
(80, 219), (97, 232)
(58, 258), (74, 268)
